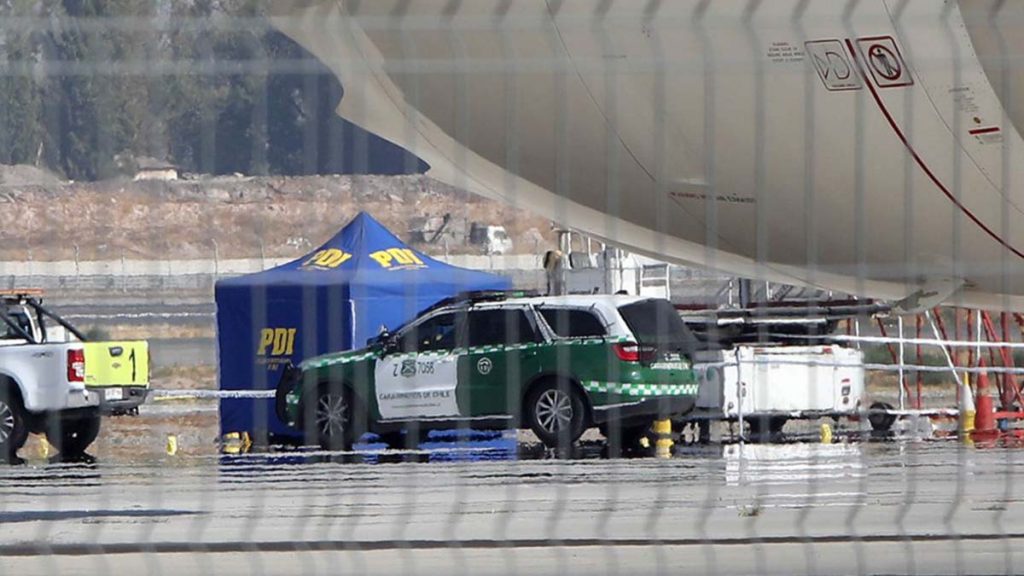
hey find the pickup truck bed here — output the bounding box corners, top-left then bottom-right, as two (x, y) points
(0, 292), (150, 461)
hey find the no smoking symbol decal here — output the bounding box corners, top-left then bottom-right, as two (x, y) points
(857, 37), (914, 88)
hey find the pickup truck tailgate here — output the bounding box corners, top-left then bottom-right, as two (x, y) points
(83, 341), (150, 387)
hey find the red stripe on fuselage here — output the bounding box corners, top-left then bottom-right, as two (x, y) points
(844, 39), (1024, 261)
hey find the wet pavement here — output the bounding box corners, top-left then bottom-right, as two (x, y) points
(4, 407), (1024, 575)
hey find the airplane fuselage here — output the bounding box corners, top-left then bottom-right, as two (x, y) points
(271, 0), (1024, 309)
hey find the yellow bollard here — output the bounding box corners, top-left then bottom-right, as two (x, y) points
(36, 437), (50, 460)
(166, 434), (178, 456)
(961, 410), (976, 439)
(654, 419), (673, 459)
(820, 422), (833, 444)
(959, 374), (976, 440)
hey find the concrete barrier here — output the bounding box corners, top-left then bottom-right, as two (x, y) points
(0, 256), (549, 297)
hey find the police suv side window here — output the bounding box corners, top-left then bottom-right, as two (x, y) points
(400, 313), (457, 353)
(465, 309), (540, 348)
(538, 308), (606, 339)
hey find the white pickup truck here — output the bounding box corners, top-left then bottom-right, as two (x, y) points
(0, 291), (148, 462)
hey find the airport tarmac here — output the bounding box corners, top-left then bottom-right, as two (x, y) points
(1, 422), (1024, 575)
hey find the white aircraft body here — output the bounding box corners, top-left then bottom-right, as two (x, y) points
(270, 1), (1024, 309)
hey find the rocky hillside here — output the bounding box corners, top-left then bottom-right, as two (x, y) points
(0, 170), (556, 262)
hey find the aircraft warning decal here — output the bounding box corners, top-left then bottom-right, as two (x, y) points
(805, 40), (861, 92)
(969, 125), (1004, 145)
(856, 37), (914, 88)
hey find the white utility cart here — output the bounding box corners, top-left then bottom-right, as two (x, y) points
(676, 299), (894, 440)
(690, 344), (865, 438)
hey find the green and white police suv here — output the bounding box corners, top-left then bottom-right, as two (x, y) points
(275, 292), (702, 450)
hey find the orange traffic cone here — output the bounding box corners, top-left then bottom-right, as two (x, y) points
(973, 359), (998, 441)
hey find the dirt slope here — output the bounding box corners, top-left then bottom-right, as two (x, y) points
(0, 173), (555, 261)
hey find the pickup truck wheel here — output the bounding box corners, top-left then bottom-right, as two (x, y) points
(0, 390), (28, 463)
(526, 380), (586, 449)
(48, 412), (101, 457)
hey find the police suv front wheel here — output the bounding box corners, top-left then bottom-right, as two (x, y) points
(526, 380), (586, 449)
(310, 383), (358, 452)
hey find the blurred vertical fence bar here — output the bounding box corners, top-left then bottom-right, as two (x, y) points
(0, 2), (1023, 575)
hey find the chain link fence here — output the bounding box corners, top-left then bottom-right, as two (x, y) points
(2, 1), (1024, 574)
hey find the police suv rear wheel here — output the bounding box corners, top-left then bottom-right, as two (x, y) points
(527, 380), (586, 449)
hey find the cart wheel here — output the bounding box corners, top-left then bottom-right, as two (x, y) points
(868, 402), (897, 432)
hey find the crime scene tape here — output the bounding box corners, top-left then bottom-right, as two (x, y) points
(151, 389), (275, 399)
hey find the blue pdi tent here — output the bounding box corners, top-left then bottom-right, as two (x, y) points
(215, 212), (510, 439)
